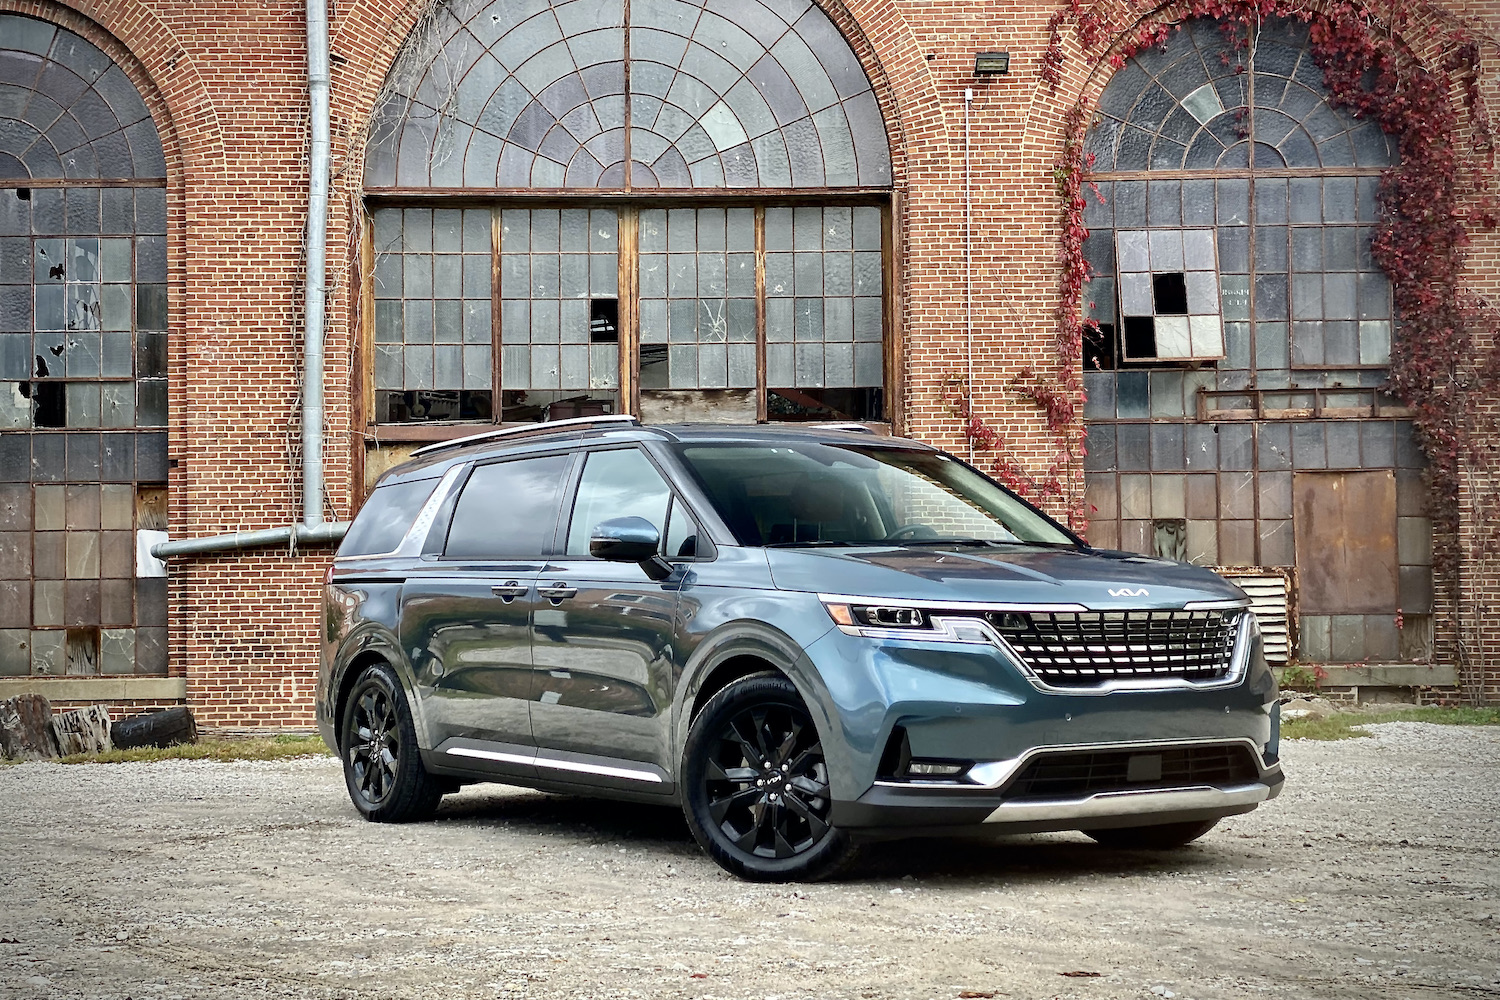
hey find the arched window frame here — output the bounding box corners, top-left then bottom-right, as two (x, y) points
(1078, 16), (1433, 668)
(0, 12), (171, 678)
(359, 0), (895, 437)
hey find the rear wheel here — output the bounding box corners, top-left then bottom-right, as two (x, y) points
(340, 664), (443, 823)
(682, 674), (857, 882)
(1085, 818), (1219, 849)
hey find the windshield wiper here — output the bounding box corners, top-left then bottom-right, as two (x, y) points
(763, 539), (864, 548)
(887, 538), (999, 547)
(890, 537), (1078, 549)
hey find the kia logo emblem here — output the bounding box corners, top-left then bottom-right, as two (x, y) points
(1108, 587), (1149, 597)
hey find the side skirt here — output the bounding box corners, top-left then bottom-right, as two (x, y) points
(421, 738), (678, 805)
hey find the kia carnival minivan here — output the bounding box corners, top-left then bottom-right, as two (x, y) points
(318, 416), (1281, 881)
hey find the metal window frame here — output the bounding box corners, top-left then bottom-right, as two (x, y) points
(358, 194), (897, 441)
(1081, 19), (1401, 573)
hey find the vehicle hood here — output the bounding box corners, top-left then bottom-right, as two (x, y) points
(765, 544), (1246, 610)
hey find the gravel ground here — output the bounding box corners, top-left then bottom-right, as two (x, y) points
(2, 722), (1498, 1000)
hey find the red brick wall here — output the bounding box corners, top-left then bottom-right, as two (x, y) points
(6, 0), (1495, 727)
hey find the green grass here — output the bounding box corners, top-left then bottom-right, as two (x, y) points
(1281, 706), (1500, 741)
(52, 734), (332, 764)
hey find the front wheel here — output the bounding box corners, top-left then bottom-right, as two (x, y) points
(1085, 818), (1219, 849)
(340, 663), (444, 823)
(681, 674), (858, 882)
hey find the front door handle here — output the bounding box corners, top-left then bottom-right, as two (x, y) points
(537, 582), (577, 601)
(491, 581), (529, 602)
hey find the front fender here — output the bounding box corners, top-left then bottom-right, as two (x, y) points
(670, 616), (851, 796)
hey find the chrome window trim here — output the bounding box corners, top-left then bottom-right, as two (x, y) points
(335, 465), (466, 562)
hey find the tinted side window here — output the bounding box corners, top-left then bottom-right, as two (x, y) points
(665, 497), (699, 559)
(445, 454), (571, 558)
(565, 449), (672, 556)
(340, 478), (439, 556)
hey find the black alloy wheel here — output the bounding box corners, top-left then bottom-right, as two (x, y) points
(682, 674), (857, 881)
(348, 685), (399, 803)
(339, 663), (443, 823)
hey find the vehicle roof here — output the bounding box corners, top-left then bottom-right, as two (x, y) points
(374, 423), (936, 488)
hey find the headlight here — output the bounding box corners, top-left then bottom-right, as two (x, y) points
(822, 601), (994, 644)
(823, 602), (928, 630)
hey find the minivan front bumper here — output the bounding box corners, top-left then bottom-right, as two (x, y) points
(831, 737), (1283, 832)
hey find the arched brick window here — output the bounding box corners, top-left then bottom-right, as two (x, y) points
(362, 0), (892, 427)
(1080, 18), (1432, 666)
(0, 14), (169, 676)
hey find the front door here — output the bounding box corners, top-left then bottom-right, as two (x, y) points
(402, 452), (573, 760)
(529, 446), (691, 781)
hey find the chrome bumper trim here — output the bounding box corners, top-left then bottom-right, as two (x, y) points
(982, 782), (1270, 824)
(965, 736), (1273, 791)
(445, 746), (664, 783)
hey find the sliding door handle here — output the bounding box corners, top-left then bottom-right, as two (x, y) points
(491, 582), (529, 601)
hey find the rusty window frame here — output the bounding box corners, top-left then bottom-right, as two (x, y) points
(0, 13), (171, 679)
(360, 193), (893, 438)
(1078, 15), (1405, 574)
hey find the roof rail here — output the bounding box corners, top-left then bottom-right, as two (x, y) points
(410, 414), (642, 458)
(810, 422), (876, 434)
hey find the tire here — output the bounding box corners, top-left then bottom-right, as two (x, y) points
(1085, 818), (1220, 849)
(339, 664), (444, 823)
(681, 674), (858, 882)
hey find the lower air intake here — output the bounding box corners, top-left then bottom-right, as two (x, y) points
(1001, 743), (1262, 801)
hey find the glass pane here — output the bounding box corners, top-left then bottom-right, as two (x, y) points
(565, 448), (671, 555)
(446, 454), (572, 558)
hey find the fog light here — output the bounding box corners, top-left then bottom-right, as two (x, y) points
(907, 760), (969, 777)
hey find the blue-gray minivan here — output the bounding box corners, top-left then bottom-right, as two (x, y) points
(318, 416), (1281, 881)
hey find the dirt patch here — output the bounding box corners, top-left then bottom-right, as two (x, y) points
(2, 722), (1497, 1000)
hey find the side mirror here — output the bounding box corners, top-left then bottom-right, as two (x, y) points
(589, 516), (674, 581)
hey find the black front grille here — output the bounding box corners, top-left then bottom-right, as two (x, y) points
(991, 609), (1241, 687)
(1001, 744), (1261, 801)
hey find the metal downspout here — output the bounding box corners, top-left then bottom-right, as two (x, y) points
(152, 0), (346, 560)
(963, 86), (974, 462)
(303, 0), (331, 527)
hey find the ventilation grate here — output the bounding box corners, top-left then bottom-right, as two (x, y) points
(1216, 571), (1291, 667)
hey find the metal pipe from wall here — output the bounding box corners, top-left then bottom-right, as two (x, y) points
(302, 0), (331, 527)
(963, 86), (974, 462)
(151, 522), (350, 560)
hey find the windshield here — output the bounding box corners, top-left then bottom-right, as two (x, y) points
(671, 442), (1077, 548)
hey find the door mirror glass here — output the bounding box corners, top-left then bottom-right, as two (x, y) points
(589, 516), (661, 562)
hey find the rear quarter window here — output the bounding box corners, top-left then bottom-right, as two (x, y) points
(339, 478), (440, 556)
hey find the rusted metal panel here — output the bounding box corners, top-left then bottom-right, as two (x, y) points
(1293, 471), (1397, 614)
